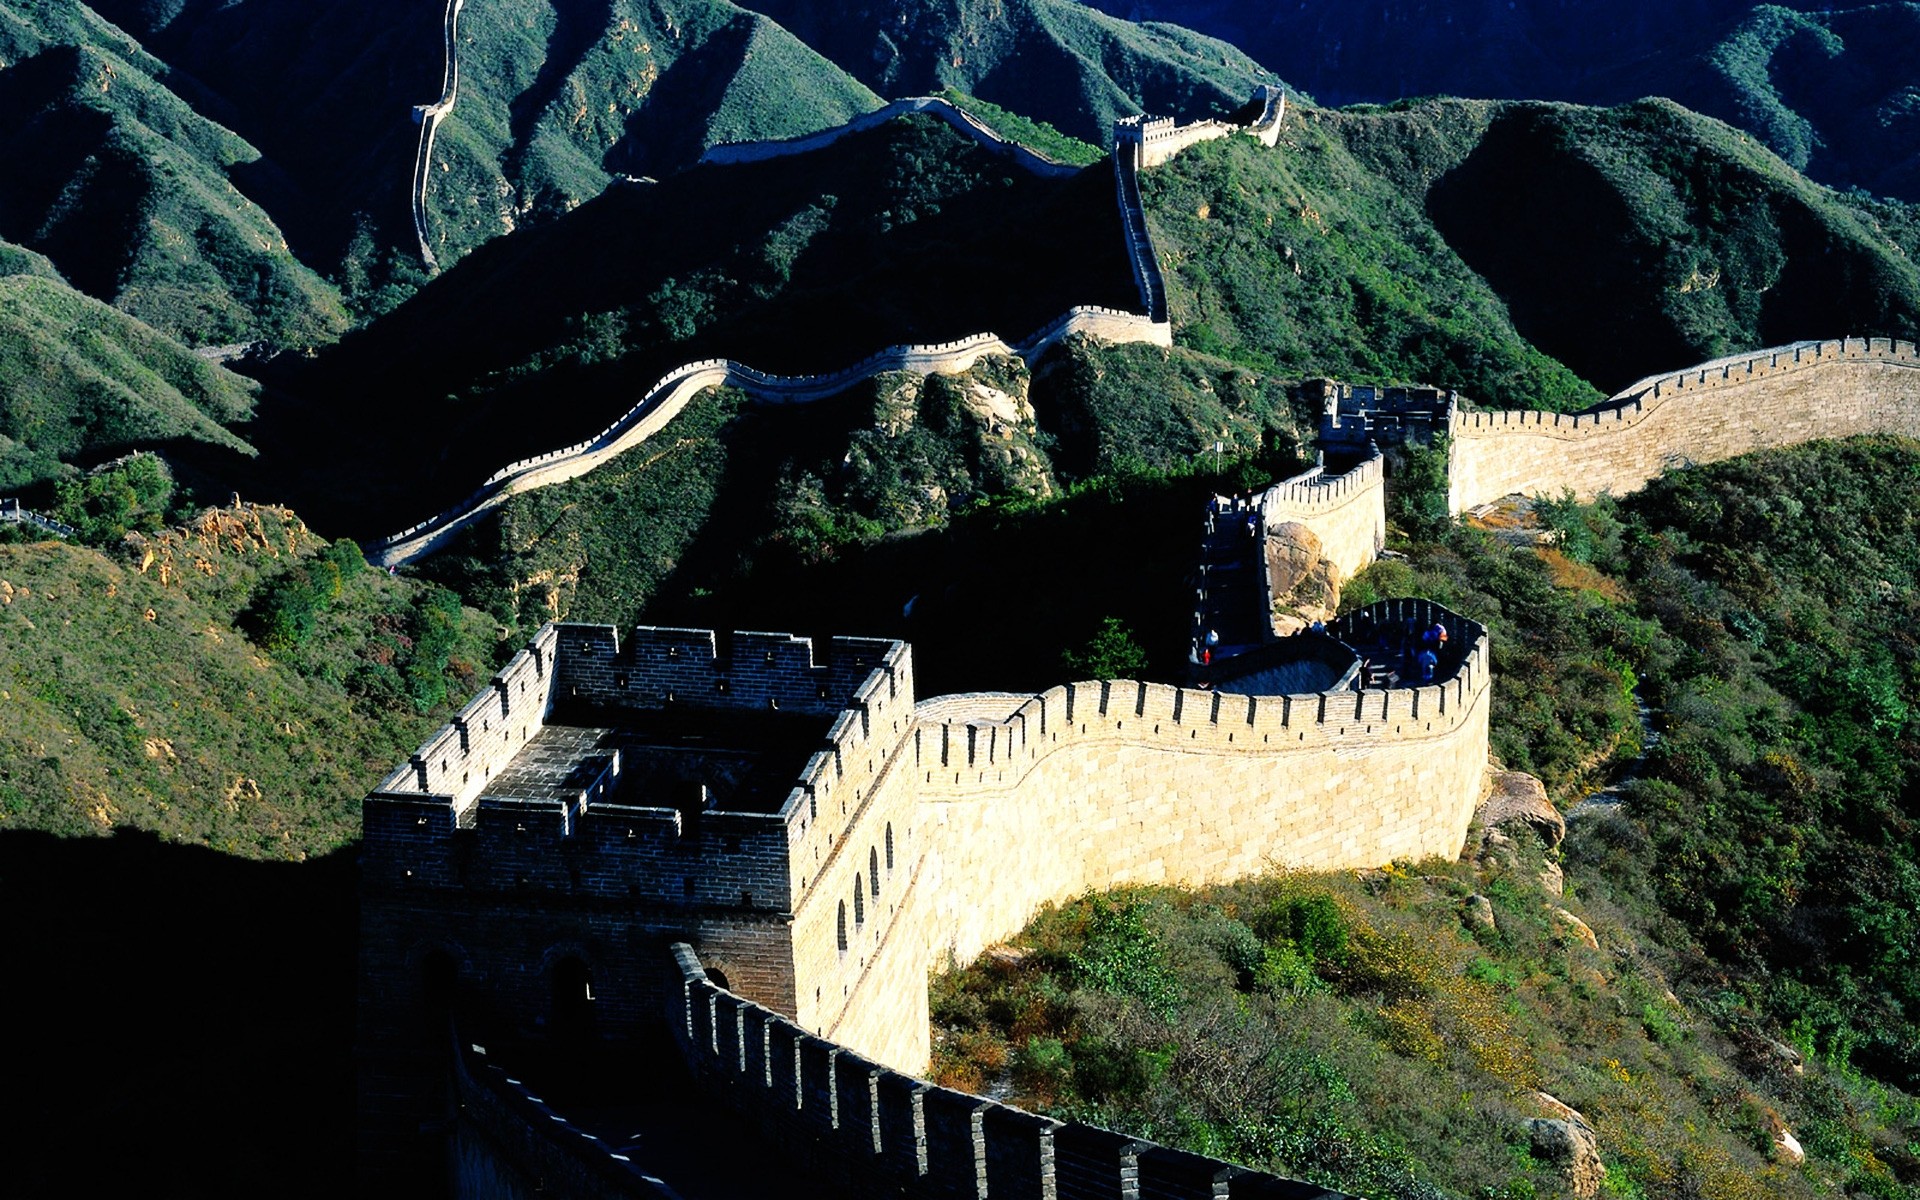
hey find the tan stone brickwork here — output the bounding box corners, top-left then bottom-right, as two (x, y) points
(1258, 452), (1385, 584)
(1449, 337), (1920, 512)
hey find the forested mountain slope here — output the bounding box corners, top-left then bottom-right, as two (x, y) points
(741, 0), (1277, 143)
(0, 16), (346, 347)
(0, 268), (258, 490)
(1085, 0), (1920, 204)
(1329, 97), (1920, 392)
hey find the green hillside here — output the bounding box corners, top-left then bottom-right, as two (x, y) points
(424, 0), (884, 267)
(0, 35), (347, 347)
(1138, 111), (1602, 411)
(1331, 97), (1920, 393)
(0, 273), (258, 489)
(741, 0), (1279, 144)
(254, 114), (1138, 531)
(0, 501), (495, 857)
(1661, 4), (1920, 205)
(78, 0), (881, 277)
(1076, 0), (1920, 203)
(0, 237), (64, 281)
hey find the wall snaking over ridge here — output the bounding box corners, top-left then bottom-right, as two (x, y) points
(1448, 337), (1920, 512)
(409, 0), (465, 269)
(373, 94), (1291, 567)
(701, 96), (1080, 177)
(366, 307), (1168, 567)
(1256, 452), (1385, 584)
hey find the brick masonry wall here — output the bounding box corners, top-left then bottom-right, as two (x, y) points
(667, 944), (1349, 1199)
(1258, 453), (1386, 584)
(1448, 337), (1920, 512)
(364, 604), (1485, 1189)
(915, 612), (1489, 974)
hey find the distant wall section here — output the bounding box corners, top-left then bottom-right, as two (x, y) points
(1448, 337), (1920, 512)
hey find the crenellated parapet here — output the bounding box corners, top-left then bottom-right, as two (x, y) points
(1448, 336), (1920, 512)
(363, 599), (1484, 1193)
(912, 599), (1489, 971)
(665, 944), (1351, 1199)
(1114, 86), (1288, 168)
(366, 305), (1171, 568)
(1254, 449), (1387, 584)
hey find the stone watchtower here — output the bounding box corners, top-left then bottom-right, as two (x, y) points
(356, 623), (918, 1182)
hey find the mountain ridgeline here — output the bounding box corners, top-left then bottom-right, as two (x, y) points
(1083, 0), (1920, 204)
(8, 4), (1920, 1198)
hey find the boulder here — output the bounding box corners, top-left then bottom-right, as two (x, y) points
(1551, 907), (1600, 951)
(1528, 1091), (1592, 1131)
(1476, 770), (1565, 849)
(1476, 826), (1519, 873)
(1464, 894), (1497, 931)
(1538, 859), (1565, 897)
(1266, 521), (1340, 626)
(1774, 1128), (1805, 1164)
(1526, 1118), (1605, 1198)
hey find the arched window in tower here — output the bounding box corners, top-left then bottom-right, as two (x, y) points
(551, 956), (595, 1045)
(853, 882), (865, 927)
(837, 901), (847, 951)
(869, 847), (880, 898)
(885, 822), (894, 870)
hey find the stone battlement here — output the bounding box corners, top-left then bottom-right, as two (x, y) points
(667, 944), (1347, 1199)
(1449, 336), (1920, 511)
(363, 597), (1489, 1192)
(363, 625), (913, 919)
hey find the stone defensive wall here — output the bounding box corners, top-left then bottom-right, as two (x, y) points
(1116, 85), (1288, 168)
(913, 598), (1489, 971)
(362, 625), (920, 1031)
(409, 0), (465, 269)
(367, 307), (1170, 567)
(1112, 130), (1169, 323)
(664, 945), (1346, 1200)
(365, 598), (1482, 1192)
(1447, 336), (1920, 513)
(372, 91), (1290, 567)
(702, 96), (1083, 178)
(1254, 451), (1386, 584)
(0, 497), (77, 539)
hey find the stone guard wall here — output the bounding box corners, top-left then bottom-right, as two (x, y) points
(1448, 337), (1920, 512)
(668, 945), (1346, 1200)
(1256, 452), (1386, 584)
(915, 599), (1489, 971)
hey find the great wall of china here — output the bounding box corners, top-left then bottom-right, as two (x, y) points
(699, 95), (1081, 176)
(362, 592), (1477, 1195)
(374, 29), (1920, 1193)
(409, 0), (465, 270)
(373, 88), (1289, 567)
(1447, 336), (1920, 512)
(366, 306), (1168, 566)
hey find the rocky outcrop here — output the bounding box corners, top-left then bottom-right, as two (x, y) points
(1551, 907), (1600, 951)
(1266, 520), (1339, 633)
(1527, 1118), (1605, 1197)
(1477, 769), (1564, 849)
(1464, 893), (1496, 930)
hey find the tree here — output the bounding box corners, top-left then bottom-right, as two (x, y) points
(1062, 616), (1148, 680)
